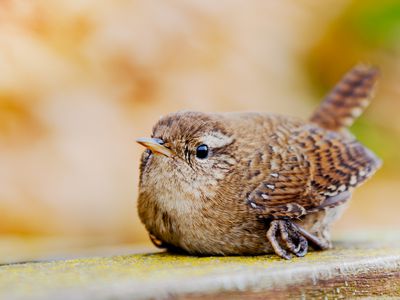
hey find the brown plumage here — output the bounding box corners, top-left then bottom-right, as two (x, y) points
(310, 64), (379, 131)
(136, 65), (381, 259)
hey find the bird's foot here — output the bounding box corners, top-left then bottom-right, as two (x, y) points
(267, 219), (308, 259)
(267, 220), (330, 259)
(267, 219), (329, 259)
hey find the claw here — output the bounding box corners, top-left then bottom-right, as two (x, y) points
(293, 233), (308, 257)
(280, 220), (308, 257)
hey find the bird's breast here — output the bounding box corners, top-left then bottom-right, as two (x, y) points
(137, 184), (206, 245)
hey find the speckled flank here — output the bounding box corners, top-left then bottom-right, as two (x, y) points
(0, 234), (400, 299)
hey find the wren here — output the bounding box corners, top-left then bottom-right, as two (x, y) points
(136, 65), (381, 259)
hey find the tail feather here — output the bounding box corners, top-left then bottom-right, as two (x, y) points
(310, 65), (379, 131)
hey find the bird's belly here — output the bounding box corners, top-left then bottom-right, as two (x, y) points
(147, 195), (266, 254)
(167, 222), (274, 255)
(139, 193), (345, 255)
(145, 206), (273, 255)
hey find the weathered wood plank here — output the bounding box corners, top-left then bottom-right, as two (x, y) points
(0, 232), (399, 299)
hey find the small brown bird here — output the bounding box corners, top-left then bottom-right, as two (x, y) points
(136, 65), (381, 259)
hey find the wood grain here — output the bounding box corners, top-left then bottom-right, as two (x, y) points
(0, 232), (399, 299)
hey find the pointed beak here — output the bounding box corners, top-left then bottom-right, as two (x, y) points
(136, 138), (173, 157)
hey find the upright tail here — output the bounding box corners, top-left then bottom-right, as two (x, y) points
(310, 65), (379, 131)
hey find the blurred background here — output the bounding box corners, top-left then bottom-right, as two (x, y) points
(0, 0), (399, 263)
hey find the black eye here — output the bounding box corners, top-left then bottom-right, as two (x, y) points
(196, 144), (209, 159)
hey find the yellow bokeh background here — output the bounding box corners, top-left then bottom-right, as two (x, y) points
(0, 0), (399, 261)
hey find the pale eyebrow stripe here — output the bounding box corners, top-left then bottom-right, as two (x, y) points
(201, 132), (233, 148)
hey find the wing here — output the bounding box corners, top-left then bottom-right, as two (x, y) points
(247, 123), (381, 218)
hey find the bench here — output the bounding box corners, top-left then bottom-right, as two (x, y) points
(0, 232), (399, 299)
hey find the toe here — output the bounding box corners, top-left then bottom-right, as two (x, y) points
(293, 234), (308, 257)
(278, 220), (297, 253)
(267, 221), (293, 260)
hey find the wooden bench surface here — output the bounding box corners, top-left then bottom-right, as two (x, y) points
(0, 232), (399, 299)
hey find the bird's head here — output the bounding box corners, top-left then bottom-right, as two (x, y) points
(136, 111), (237, 202)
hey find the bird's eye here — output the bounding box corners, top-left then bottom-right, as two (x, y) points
(195, 144), (209, 159)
